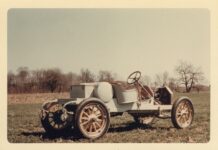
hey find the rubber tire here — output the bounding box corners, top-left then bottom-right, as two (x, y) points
(40, 103), (73, 134)
(74, 99), (110, 139)
(41, 116), (73, 135)
(171, 97), (194, 129)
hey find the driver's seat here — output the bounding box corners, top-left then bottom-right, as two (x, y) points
(110, 81), (135, 90)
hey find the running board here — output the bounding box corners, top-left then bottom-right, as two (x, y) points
(128, 109), (171, 119)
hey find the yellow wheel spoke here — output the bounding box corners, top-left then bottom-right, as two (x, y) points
(81, 117), (89, 120)
(83, 112), (89, 117)
(81, 120), (89, 126)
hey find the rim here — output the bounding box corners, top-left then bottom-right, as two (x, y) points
(47, 104), (68, 130)
(79, 103), (107, 138)
(176, 100), (193, 128)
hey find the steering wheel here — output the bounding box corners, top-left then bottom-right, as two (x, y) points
(127, 71), (141, 84)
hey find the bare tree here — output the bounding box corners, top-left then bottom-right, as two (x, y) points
(78, 68), (95, 83)
(57, 72), (79, 92)
(16, 67), (30, 93)
(140, 75), (152, 86)
(98, 70), (116, 82)
(155, 71), (169, 86)
(17, 67), (29, 81)
(168, 77), (178, 91)
(31, 69), (46, 92)
(8, 71), (17, 93)
(66, 72), (79, 85)
(43, 68), (62, 93)
(175, 61), (204, 93)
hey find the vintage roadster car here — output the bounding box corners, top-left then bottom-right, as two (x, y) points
(40, 71), (194, 139)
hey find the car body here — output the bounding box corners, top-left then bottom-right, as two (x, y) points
(40, 71), (194, 139)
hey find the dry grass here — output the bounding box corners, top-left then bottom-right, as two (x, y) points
(8, 91), (210, 143)
(8, 92), (69, 104)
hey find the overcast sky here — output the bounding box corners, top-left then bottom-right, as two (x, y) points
(8, 9), (210, 83)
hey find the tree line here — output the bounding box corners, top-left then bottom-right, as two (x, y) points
(8, 61), (209, 94)
(8, 67), (117, 93)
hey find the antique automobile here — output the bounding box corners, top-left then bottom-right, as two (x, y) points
(40, 71), (194, 139)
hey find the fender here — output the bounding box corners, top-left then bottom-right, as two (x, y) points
(173, 96), (193, 105)
(62, 97), (109, 115)
(77, 97), (109, 111)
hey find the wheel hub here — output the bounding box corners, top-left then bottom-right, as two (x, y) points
(181, 109), (188, 115)
(60, 113), (68, 121)
(88, 114), (98, 122)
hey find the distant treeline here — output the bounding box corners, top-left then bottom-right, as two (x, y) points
(8, 61), (210, 94)
(8, 67), (116, 94)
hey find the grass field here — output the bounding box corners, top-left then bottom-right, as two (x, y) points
(8, 92), (210, 143)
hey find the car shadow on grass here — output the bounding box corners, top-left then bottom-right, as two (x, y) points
(21, 122), (173, 141)
(108, 122), (155, 133)
(108, 122), (174, 133)
(21, 129), (82, 141)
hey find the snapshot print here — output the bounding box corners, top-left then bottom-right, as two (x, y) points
(8, 9), (210, 143)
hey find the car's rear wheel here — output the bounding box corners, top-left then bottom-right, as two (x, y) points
(75, 99), (110, 139)
(40, 103), (73, 134)
(171, 98), (194, 128)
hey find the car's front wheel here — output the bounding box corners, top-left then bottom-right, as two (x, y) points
(171, 98), (194, 128)
(75, 99), (110, 139)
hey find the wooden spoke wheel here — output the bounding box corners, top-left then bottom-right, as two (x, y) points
(40, 103), (73, 133)
(75, 99), (110, 139)
(171, 98), (194, 128)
